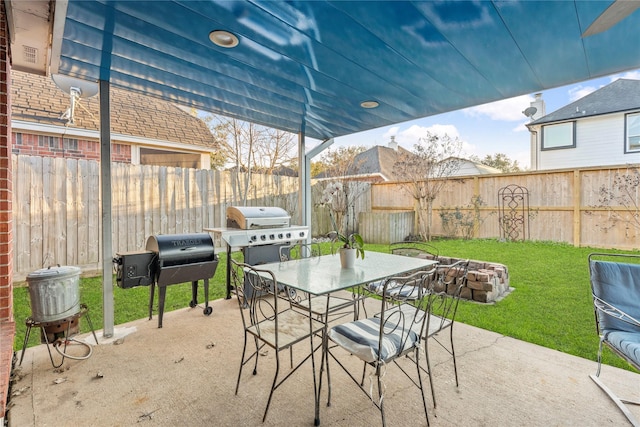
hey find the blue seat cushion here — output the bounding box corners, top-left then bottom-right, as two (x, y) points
(603, 329), (640, 369)
(365, 279), (422, 300)
(329, 317), (420, 364)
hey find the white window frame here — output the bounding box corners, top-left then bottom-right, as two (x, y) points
(625, 112), (640, 153)
(542, 122), (576, 150)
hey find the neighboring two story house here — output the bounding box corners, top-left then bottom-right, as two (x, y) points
(11, 70), (219, 168)
(526, 79), (640, 171)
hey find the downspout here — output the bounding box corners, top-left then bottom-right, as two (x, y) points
(525, 122), (539, 171)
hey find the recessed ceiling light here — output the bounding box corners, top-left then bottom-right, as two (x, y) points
(360, 100), (379, 109)
(209, 30), (239, 48)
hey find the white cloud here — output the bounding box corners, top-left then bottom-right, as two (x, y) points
(512, 149), (531, 169)
(462, 94), (533, 121)
(460, 141), (477, 158)
(566, 69), (640, 103)
(512, 122), (529, 133)
(610, 70), (640, 81)
(383, 123), (461, 147)
(381, 126), (400, 140)
(568, 85), (598, 102)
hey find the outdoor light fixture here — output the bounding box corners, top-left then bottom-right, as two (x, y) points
(360, 100), (379, 109)
(209, 30), (239, 48)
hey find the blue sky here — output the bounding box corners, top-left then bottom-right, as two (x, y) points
(318, 68), (640, 169)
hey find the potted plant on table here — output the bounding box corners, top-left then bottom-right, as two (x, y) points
(328, 230), (365, 268)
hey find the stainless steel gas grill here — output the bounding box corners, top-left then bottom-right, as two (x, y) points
(114, 233), (219, 328)
(206, 206), (309, 299)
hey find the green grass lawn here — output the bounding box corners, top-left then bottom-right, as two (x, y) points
(12, 239), (638, 372)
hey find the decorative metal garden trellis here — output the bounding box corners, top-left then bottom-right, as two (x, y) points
(498, 184), (530, 241)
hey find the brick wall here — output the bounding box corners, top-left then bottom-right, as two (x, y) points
(12, 131), (131, 162)
(0, 3), (14, 421)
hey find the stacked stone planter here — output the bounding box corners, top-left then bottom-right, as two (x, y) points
(423, 255), (511, 304)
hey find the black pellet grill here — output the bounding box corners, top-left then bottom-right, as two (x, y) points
(114, 233), (219, 328)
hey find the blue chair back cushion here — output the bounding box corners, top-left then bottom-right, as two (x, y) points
(590, 260), (640, 335)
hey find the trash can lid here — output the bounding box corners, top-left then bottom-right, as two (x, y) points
(26, 265), (81, 281)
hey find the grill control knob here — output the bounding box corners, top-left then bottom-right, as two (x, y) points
(269, 234), (275, 240)
(278, 233), (283, 239)
(260, 235), (266, 241)
(250, 235), (257, 242)
(286, 233), (291, 238)
(299, 231), (305, 237)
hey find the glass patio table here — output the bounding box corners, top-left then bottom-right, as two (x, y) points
(257, 250), (438, 425)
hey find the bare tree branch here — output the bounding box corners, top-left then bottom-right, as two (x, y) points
(392, 133), (463, 240)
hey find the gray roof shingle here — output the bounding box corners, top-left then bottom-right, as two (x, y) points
(11, 70), (217, 149)
(529, 79), (640, 125)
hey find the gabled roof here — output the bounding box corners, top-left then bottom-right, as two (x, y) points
(320, 147), (502, 181)
(447, 157), (502, 176)
(529, 79), (640, 125)
(350, 145), (412, 181)
(11, 70), (217, 149)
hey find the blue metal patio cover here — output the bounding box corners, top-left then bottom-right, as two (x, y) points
(52, 0), (640, 141)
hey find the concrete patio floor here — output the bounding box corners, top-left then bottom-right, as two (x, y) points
(6, 295), (640, 427)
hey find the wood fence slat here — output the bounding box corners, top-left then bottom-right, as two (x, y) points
(126, 164), (138, 250)
(76, 159), (89, 265)
(52, 158), (69, 265)
(158, 166), (168, 234)
(167, 167), (177, 234)
(142, 164), (153, 243)
(116, 162), (129, 253)
(195, 169), (205, 231)
(29, 157), (43, 270)
(15, 156), (31, 275)
(87, 160), (100, 265)
(41, 157), (55, 268)
(65, 158), (79, 265)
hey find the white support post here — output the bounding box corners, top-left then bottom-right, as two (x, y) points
(298, 132), (311, 231)
(100, 79), (114, 338)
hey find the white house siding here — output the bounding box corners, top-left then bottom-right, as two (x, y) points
(539, 114), (640, 170)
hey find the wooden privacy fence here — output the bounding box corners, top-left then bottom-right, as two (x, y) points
(13, 155), (311, 280)
(367, 165), (640, 250)
(13, 154), (639, 279)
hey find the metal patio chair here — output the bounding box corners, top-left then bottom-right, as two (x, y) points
(422, 259), (469, 408)
(389, 241), (439, 260)
(231, 259), (324, 423)
(376, 259), (469, 409)
(327, 269), (436, 426)
(365, 241), (440, 305)
(588, 253), (640, 427)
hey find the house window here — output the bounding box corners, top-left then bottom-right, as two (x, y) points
(38, 135), (59, 149)
(542, 122), (575, 150)
(626, 112), (640, 153)
(15, 133), (22, 145)
(63, 138), (78, 151)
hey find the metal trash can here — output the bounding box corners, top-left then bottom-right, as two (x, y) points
(26, 266), (81, 323)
